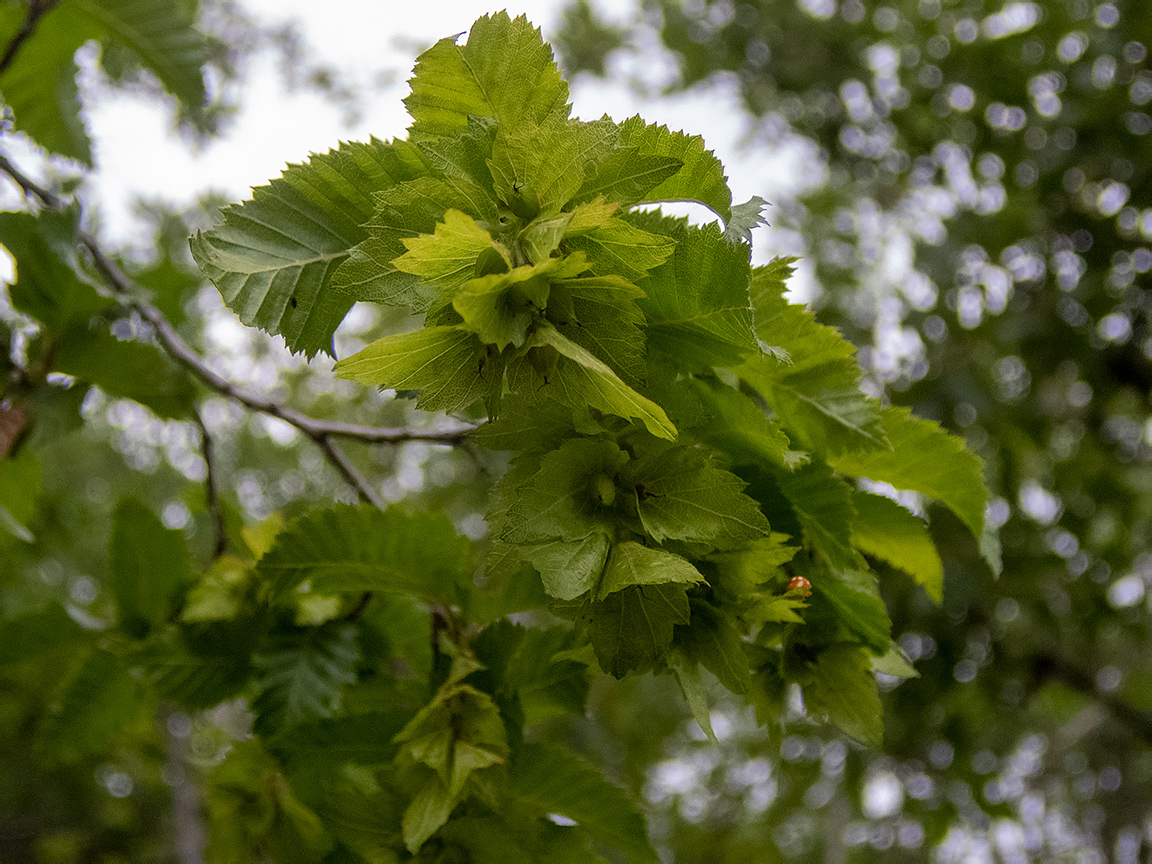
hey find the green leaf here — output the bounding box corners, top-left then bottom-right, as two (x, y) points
(563, 215), (676, 279)
(191, 138), (424, 357)
(405, 12), (569, 140)
(0, 449), (41, 541)
(522, 534), (611, 600)
(502, 438), (629, 544)
(830, 405), (988, 542)
(511, 742), (658, 863)
(813, 566), (891, 654)
(402, 779), (456, 853)
(0, 208), (112, 334)
(684, 378), (804, 470)
(637, 221), (757, 367)
(618, 116), (733, 222)
(0, 4), (98, 162)
(851, 491), (944, 602)
(629, 446), (770, 548)
(256, 505), (474, 603)
(773, 460), (864, 572)
(110, 498), (192, 639)
(597, 541), (704, 599)
(871, 643), (919, 679)
(724, 196), (769, 245)
(573, 146), (684, 207)
(551, 274), (647, 386)
(739, 263), (887, 457)
(0, 604), (89, 667)
(802, 643), (884, 747)
(516, 325), (676, 440)
(590, 583), (690, 677)
(333, 325), (493, 414)
(252, 624), (360, 737)
(678, 599), (751, 695)
(667, 648), (717, 743)
(489, 114), (619, 211)
(143, 622), (258, 709)
(41, 649), (141, 762)
(54, 324), (196, 419)
(394, 209), (504, 292)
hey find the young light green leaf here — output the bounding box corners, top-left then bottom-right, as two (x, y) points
(551, 274), (648, 386)
(564, 216), (676, 279)
(332, 174), (500, 310)
(871, 643), (919, 679)
(637, 221), (757, 368)
(596, 541), (704, 599)
(191, 139), (425, 357)
(402, 778), (456, 853)
(334, 325), (493, 414)
(256, 505), (474, 603)
(723, 196), (769, 246)
(522, 534), (612, 600)
(851, 491), (944, 602)
(517, 325), (677, 440)
(405, 12), (569, 140)
(629, 447), (770, 548)
(830, 405), (988, 543)
(739, 263), (888, 456)
(511, 742), (658, 863)
(618, 116), (732, 222)
(502, 438), (629, 544)
(489, 113), (619, 211)
(252, 624), (360, 737)
(591, 583), (690, 678)
(394, 209), (504, 292)
(573, 146), (684, 207)
(110, 498), (192, 639)
(802, 643), (884, 747)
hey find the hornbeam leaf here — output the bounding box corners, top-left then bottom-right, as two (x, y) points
(394, 209), (504, 292)
(813, 566), (892, 654)
(724, 195), (769, 246)
(590, 583), (690, 677)
(405, 12), (569, 140)
(564, 216), (676, 279)
(618, 116), (733, 222)
(830, 405), (988, 543)
(489, 114), (619, 211)
(334, 325), (493, 414)
(802, 643), (884, 747)
(257, 505), (474, 602)
(677, 599), (751, 695)
(41, 649), (141, 762)
(110, 498), (192, 639)
(514, 326), (677, 440)
(333, 175), (500, 310)
(684, 378), (805, 470)
(191, 138), (424, 357)
(596, 542), (704, 599)
(522, 534), (612, 600)
(851, 491), (944, 602)
(510, 742), (658, 863)
(773, 461), (864, 573)
(629, 447), (770, 549)
(503, 438), (629, 544)
(739, 261), (887, 456)
(637, 221), (758, 367)
(551, 275), (648, 386)
(252, 624), (360, 737)
(574, 146), (684, 207)
(667, 648), (718, 743)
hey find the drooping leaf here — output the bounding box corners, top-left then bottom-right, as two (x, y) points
(618, 116), (733, 222)
(802, 643), (884, 747)
(677, 599), (751, 695)
(109, 497), (192, 639)
(252, 624), (360, 737)
(830, 405), (988, 542)
(191, 138), (424, 357)
(590, 583), (690, 677)
(596, 541), (704, 599)
(514, 325), (676, 440)
(551, 274), (647, 386)
(739, 262), (888, 457)
(629, 446), (770, 548)
(522, 534), (612, 600)
(405, 12), (569, 140)
(667, 647), (718, 743)
(772, 459), (865, 573)
(812, 566), (891, 655)
(333, 325), (493, 414)
(511, 742), (658, 863)
(851, 491), (944, 602)
(684, 378), (804, 470)
(402, 779), (456, 853)
(256, 505), (474, 603)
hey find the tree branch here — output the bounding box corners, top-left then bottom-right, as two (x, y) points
(0, 0), (58, 77)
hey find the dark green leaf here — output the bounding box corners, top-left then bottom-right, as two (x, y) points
(590, 583), (690, 677)
(252, 624), (360, 737)
(110, 497), (192, 639)
(802, 643), (884, 747)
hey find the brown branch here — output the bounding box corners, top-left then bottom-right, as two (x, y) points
(0, 1), (58, 77)
(191, 407), (227, 558)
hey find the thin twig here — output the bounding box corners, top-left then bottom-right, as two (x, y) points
(0, 152), (63, 208)
(314, 434), (386, 511)
(191, 407), (227, 558)
(0, 0), (58, 77)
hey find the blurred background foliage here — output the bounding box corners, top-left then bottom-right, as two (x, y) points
(554, 0), (1152, 860)
(0, 0), (1150, 861)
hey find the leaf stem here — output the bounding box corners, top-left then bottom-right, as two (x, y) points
(0, 0), (58, 77)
